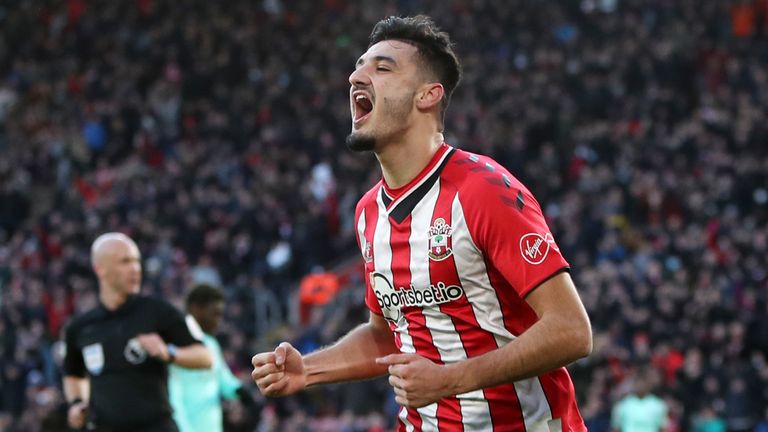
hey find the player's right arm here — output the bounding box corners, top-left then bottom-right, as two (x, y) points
(251, 311), (398, 396)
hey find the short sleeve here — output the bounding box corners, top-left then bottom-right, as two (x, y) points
(463, 176), (569, 298)
(156, 300), (201, 347)
(63, 322), (86, 377)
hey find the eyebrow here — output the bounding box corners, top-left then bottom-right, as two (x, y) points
(356, 55), (397, 68)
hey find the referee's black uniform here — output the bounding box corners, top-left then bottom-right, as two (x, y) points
(64, 294), (202, 432)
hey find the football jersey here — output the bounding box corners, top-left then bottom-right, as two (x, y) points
(63, 295), (202, 428)
(355, 143), (586, 432)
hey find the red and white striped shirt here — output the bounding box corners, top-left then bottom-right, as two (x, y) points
(355, 143), (586, 432)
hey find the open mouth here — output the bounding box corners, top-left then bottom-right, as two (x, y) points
(353, 92), (374, 125)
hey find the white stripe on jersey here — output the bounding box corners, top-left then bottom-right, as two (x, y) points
(408, 181), (493, 431)
(515, 378), (554, 432)
(417, 404), (439, 432)
(398, 407), (415, 432)
(409, 180), (464, 431)
(451, 194), (514, 345)
(410, 180), (466, 363)
(373, 192), (416, 432)
(357, 208), (366, 254)
(452, 194), (555, 429)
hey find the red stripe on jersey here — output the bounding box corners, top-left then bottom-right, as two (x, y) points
(485, 384), (528, 432)
(429, 179), (525, 431)
(363, 197), (403, 348)
(389, 215), (424, 431)
(538, 369), (586, 430)
(483, 259), (539, 339)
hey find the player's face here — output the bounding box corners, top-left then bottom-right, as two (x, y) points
(102, 240), (142, 296)
(192, 301), (225, 334)
(347, 40), (422, 151)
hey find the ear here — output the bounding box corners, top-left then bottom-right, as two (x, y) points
(415, 83), (444, 111)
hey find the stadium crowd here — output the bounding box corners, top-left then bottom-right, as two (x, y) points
(1, 0), (767, 431)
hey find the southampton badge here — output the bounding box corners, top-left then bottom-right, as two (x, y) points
(428, 218), (453, 261)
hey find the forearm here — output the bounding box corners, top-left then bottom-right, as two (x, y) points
(174, 344), (213, 369)
(304, 317), (399, 386)
(63, 376), (90, 403)
(449, 310), (591, 395)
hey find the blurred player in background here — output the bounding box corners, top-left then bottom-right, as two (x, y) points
(169, 283), (255, 432)
(252, 15), (592, 431)
(611, 368), (668, 432)
(62, 232), (212, 432)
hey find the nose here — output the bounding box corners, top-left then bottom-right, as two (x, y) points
(349, 65), (370, 88)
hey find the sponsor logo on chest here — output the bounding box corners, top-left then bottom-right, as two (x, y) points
(370, 272), (465, 324)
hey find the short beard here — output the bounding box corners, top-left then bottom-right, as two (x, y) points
(345, 132), (376, 152)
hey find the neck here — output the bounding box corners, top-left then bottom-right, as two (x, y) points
(377, 128), (444, 189)
(100, 287), (130, 311)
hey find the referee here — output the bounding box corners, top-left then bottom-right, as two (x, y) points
(62, 233), (213, 432)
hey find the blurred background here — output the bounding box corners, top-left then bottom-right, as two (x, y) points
(1, 0), (767, 431)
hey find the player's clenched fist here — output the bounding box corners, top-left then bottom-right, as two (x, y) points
(376, 353), (456, 408)
(251, 341), (307, 396)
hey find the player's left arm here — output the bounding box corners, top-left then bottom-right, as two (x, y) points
(451, 271), (591, 385)
(378, 272), (591, 408)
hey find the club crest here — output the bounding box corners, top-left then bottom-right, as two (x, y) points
(428, 218), (453, 261)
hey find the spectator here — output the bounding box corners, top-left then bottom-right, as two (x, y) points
(612, 368), (668, 432)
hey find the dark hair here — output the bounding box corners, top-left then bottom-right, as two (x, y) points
(369, 15), (462, 128)
(186, 283), (225, 308)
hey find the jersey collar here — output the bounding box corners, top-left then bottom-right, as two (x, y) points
(380, 143), (455, 223)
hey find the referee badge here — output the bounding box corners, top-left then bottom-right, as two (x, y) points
(428, 218), (453, 261)
(83, 343), (105, 375)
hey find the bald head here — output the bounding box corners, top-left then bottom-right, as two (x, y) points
(91, 232), (138, 267)
(91, 232), (142, 297)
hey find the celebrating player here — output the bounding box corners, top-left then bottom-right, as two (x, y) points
(251, 15), (592, 431)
